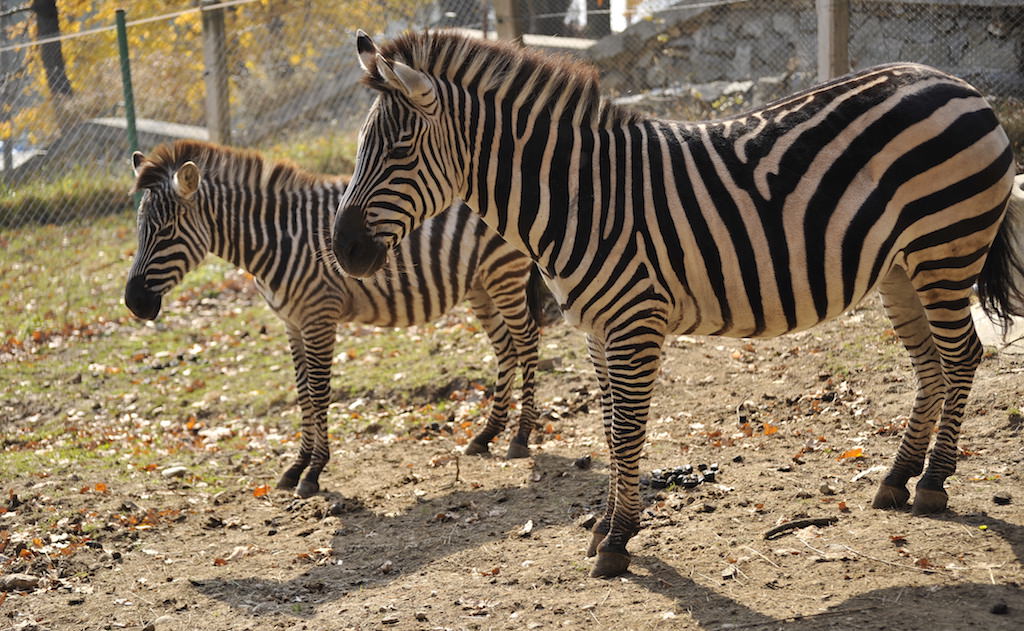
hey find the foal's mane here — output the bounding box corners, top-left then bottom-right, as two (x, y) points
(134, 140), (343, 193)
(366, 29), (640, 127)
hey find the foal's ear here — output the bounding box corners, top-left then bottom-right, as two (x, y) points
(377, 54), (435, 109)
(356, 29), (381, 78)
(131, 151), (146, 177)
(172, 162), (201, 199)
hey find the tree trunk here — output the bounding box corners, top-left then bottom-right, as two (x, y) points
(31, 0), (72, 98)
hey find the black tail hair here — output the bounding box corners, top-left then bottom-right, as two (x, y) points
(526, 265), (563, 328)
(977, 174), (1024, 331)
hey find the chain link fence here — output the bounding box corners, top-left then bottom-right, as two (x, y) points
(1, 0), (1022, 230)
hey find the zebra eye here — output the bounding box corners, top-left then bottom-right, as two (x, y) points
(388, 145), (413, 160)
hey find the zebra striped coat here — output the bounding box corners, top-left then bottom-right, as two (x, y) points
(332, 31), (1024, 577)
(124, 140), (551, 499)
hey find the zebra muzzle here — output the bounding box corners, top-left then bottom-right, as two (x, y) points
(333, 205), (388, 278)
(124, 276), (162, 320)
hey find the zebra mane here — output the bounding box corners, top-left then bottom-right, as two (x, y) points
(366, 30), (640, 127)
(133, 140), (343, 193)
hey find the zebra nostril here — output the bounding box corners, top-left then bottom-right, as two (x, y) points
(124, 276), (162, 320)
(333, 205), (387, 277)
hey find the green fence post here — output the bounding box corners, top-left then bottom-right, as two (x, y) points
(115, 8), (141, 208)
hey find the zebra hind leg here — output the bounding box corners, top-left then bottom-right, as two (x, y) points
(492, 279), (542, 459)
(871, 268), (944, 509)
(465, 287), (518, 456)
(912, 297), (984, 515)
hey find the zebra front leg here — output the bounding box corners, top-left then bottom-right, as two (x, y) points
(465, 288), (517, 456)
(585, 334), (615, 558)
(277, 326), (314, 492)
(591, 324), (665, 578)
(912, 315), (984, 515)
(294, 323), (337, 499)
(872, 269), (944, 509)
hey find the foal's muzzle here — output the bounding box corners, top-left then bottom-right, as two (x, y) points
(124, 276), (162, 320)
(332, 206), (388, 278)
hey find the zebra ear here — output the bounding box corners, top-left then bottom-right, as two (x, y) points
(173, 161), (201, 199)
(356, 29), (380, 78)
(377, 54), (434, 107)
(131, 151), (145, 177)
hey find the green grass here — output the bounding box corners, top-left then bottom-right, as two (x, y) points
(0, 166), (132, 229)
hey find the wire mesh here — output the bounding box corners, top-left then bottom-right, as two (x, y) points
(1, 0), (1022, 232)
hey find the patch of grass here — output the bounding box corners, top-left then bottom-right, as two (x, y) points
(263, 129), (360, 177)
(0, 167), (132, 229)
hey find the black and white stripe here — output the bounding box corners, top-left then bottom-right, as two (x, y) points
(333, 31), (1024, 577)
(125, 140), (550, 498)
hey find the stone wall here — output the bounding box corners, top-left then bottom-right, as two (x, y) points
(588, 1), (1024, 98)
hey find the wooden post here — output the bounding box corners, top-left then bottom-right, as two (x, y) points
(816, 0), (849, 81)
(492, 0), (523, 44)
(201, 0), (230, 144)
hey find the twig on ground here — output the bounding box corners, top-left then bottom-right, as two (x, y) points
(743, 545), (781, 568)
(839, 544), (946, 574)
(763, 517), (838, 540)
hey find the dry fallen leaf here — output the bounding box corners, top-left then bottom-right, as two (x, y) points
(837, 448), (864, 460)
(252, 485), (271, 498)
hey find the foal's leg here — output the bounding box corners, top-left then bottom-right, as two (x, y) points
(277, 325), (315, 492)
(872, 268), (945, 509)
(488, 275), (542, 459)
(464, 287), (518, 456)
(293, 321), (338, 498)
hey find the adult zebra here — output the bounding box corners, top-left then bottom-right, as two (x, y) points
(124, 140), (555, 499)
(332, 31), (1024, 577)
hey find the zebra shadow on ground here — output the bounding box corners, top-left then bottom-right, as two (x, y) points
(191, 452), (607, 617)
(192, 452), (1023, 624)
(632, 556), (1023, 630)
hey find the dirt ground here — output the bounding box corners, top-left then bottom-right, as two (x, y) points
(3, 296), (1023, 631)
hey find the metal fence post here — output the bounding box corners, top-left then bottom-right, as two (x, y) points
(115, 10), (138, 156)
(817, 0), (850, 81)
(201, 0), (230, 145)
(493, 0), (523, 44)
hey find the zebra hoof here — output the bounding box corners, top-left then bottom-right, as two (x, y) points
(911, 488), (948, 515)
(871, 483), (910, 509)
(590, 550), (631, 578)
(464, 439), (491, 456)
(585, 530), (605, 558)
(275, 474), (299, 492)
(295, 479), (320, 499)
(506, 440), (531, 459)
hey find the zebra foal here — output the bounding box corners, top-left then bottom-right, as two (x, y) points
(332, 31), (1024, 577)
(124, 140), (551, 498)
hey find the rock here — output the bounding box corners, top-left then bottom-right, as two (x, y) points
(819, 483), (838, 496)
(378, 560), (393, 574)
(721, 565), (738, 580)
(991, 602), (1009, 615)
(777, 464), (793, 472)
(415, 611), (428, 622)
(993, 492), (1012, 506)
(381, 616), (399, 625)
(0, 573), (42, 591)
(695, 503), (716, 513)
(573, 454), (592, 470)
(161, 466), (188, 478)
(519, 520), (534, 537)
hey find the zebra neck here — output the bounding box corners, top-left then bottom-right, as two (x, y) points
(202, 178), (340, 280)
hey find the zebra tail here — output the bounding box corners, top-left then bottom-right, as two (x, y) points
(977, 173), (1024, 331)
(527, 265), (563, 328)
